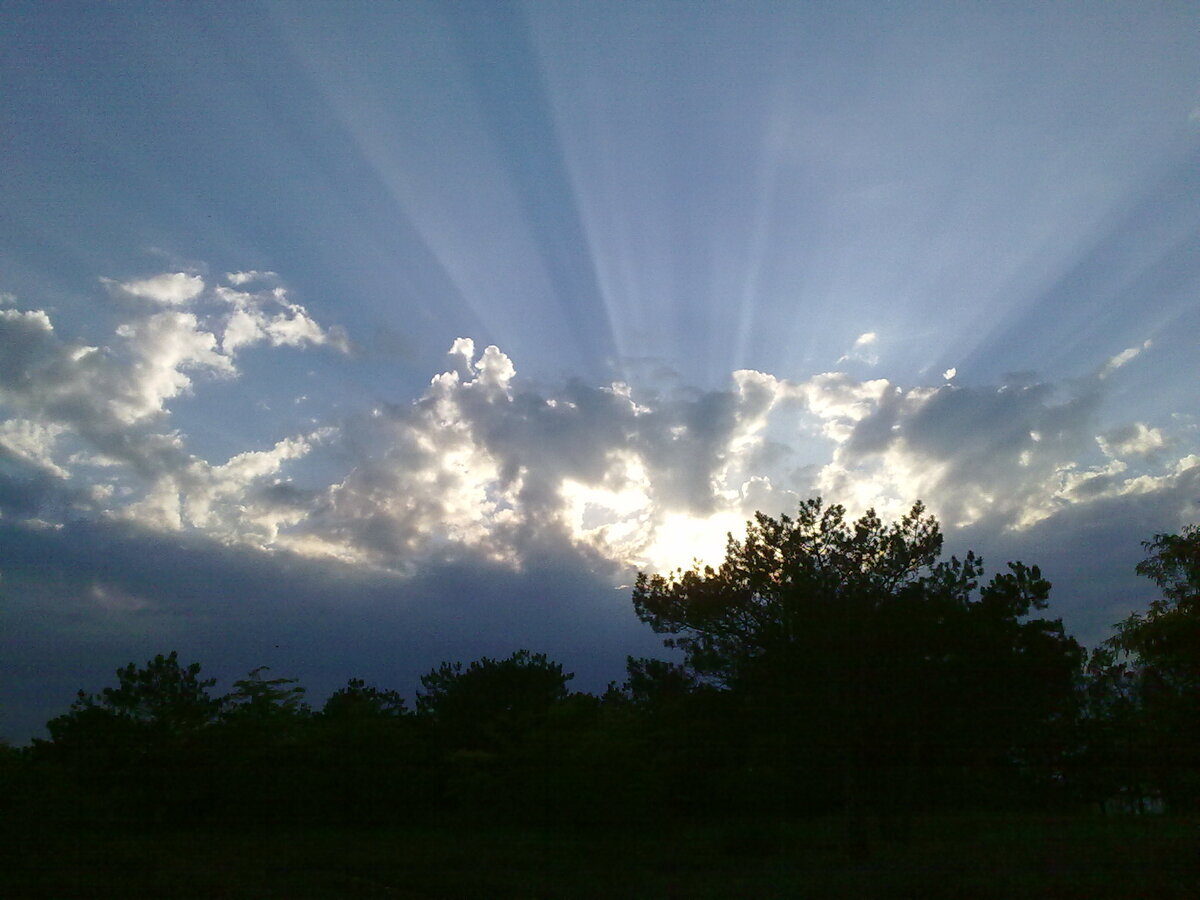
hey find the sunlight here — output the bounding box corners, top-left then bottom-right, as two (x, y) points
(642, 510), (747, 574)
(558, 451), (655, 561)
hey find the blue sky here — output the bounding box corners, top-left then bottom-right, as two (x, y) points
(2, 1), (1199, 743)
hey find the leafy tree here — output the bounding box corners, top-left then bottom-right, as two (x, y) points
(1110, 525), (1200, 688)
(633, 499), (1083, 825)
(34, 652), (222, 822)
(47, 651), (221, 742)
(1100, 524), (1200, 809)
(311, 680), (435, 824)
(39, 652), (220, 763)
(221, 666), (309, 723)
(416, 649), (572, 750)
(321, 678), (407, 721)
(417, 650), (573, 815)
(208, 667), (313, 823)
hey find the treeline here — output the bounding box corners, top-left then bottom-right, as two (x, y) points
(3, 502), (1197, 832)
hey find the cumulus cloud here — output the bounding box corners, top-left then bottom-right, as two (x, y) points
(4, 272), (1198, 747)
(215, 284), (348, 354)
(2, 269), (1197, 593)
(1097, 422), (1167, 459)
(259, 338), (1197, 575)
(225, 270), (279, 286)
(0, 419), (70, 478)
(0, 271), (346, 540)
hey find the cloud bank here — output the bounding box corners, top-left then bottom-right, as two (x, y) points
(2, 269), (1196, 742)
(1, 272), (1196, 578)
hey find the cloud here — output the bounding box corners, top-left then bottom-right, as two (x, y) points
(4, 270), (1198, 746)
(104, 272), (206, 306)
(3, 269), (1198, 640)
(1099, 339), (1152, 378)
(0, 271), (345, 535)
(214, 283), (348, 354)
(1097, 422), (1167, 459)
(0, 419), (70, 478)
(225, 270), (279, 286)
(836, 330), (880, 365)
(5, 273), (1196, 583)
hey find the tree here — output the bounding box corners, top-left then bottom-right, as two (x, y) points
(1100, 524), (1200, 809)
(208, 667), (313, 823)
(633, 500), (945, 688)
(321, 678), (407, 721)
(35, 652), (222, 822)
(40, 651), (220, 765)
(632, 499), (1083, 826)
(221, 666), (309, 724)
(311, 679), (432, 824)
(416, 650), (574, 815)
(1111, 525), (1200, 688)
(416, 650), (571, 752)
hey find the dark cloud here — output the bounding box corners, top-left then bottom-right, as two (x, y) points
(0, 514), (662, 745)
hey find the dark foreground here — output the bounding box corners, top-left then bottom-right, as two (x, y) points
(2, 813), (1197, 899)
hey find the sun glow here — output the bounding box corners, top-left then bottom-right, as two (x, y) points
(642, 510), (746, 574)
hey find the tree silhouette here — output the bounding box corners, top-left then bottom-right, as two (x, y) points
(633, 499), (1082, 834)
(221, 666), (309, 723)
(417, 650), (574, 815)
(1100, 524), (1200, 809)
(417, 649), (572, 751)
(321, 678), (407, 721)
(47, 651), (221, 742)
(34, 652), (222, 822)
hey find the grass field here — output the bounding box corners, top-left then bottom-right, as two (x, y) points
(3, 813), (1198, 898)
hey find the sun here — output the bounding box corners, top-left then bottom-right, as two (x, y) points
(641, 510), (746, 574)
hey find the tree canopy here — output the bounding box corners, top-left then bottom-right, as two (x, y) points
(16, 510), (1197, 835)
(633, 499), (1084, 815)
(417, 650), (573, 753)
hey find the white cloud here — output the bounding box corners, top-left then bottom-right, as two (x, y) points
(226, 270), (278, 286)
(106, 272), (205, 306)
(90, 582), (154, 613)
(112, 311), (235, 423)
(215, 284), (346, 354)
(837, 331), (880, 365)
(0, 419), (70, 477)
(3, 271), (1197, 590)
(0, 270), (346, 538)
(1097, 422), (1167, 459)
(1100, 339), (1152, 378)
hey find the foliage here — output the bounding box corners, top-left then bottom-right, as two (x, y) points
(634, 499), (946, 685)
(221, 665), (309, 723)
(320, 677), (408, 720)
(38, 652), (220, 767)
(1110, 525), (1200, 688)
(20, 515), (1196, 831)
(1095, 524), (1200, 809)
(416, 649), (572, 751)
(47, 651), (221, 741)
(633, 499), (1084, 814)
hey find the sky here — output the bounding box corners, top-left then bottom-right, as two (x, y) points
(2, 1), (1199, 744)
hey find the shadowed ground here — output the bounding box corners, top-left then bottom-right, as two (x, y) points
(3, 813), (1198, 899)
